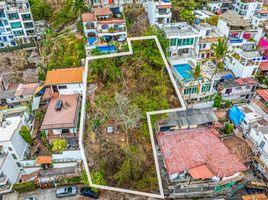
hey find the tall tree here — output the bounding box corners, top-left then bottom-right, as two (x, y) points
(72, 0), (87, 20)
(185, 62), (208, 98)
(52, 139), (67, 153)
(211, 39), (231, 77)
(19, 126), (33, 145)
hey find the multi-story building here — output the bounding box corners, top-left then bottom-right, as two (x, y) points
(143, 0), (172, 28)
(164, 23), (200, 61)
(207, 0), (232, 14)
(194, 23), (225, 60)
(0, 0), (35, 48)
(217, 77), (258, 102)
(232, 0), (262, 18)
(217, 11), (261, 49)
(171, 61), (233, 105)
(250, 89), (268, 121)
(89, 0), (134, 6)
(247, 125), (268, 177)
(225, 48), (262, 78)
(0, 148), (20, 194)
(0, 107), (33, 194)
(82, 6), (127, 54)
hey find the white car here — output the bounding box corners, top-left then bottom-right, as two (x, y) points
(56, 186), (77, 198)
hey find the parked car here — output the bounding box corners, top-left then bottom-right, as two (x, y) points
(80, 187), (100, 199)
(56, 186), (78, 198)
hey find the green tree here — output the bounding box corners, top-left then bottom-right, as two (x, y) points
(207, 15), (219, 26)
(19, 126), (33, 145)
(185, 63), (208, 98)
(72, 0), (87, 20)
(29, 0), (51, 21)
(223, 122), (234, 135)
(81, 170), (89, 186)
(52, 139), (67, 153)
(213, 94), (222, 108)
(91, 169), (106, 193)
(211, 39), (231, 77)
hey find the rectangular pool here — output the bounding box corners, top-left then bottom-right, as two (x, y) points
(173, 63), (194, 82)
(97, 45), (117, 53)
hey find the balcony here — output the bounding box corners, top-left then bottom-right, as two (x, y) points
(229, 36), (243, 44)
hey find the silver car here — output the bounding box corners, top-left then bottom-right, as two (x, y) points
(56, 186), (77, 198)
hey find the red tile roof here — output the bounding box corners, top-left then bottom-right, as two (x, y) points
(188, 164), (215, 180)
(257, 89), (268, 102)
(95, 7), (111, 16)
(235, 77), (258, 85)
(82, 13), (96, 22)
(156, 4), (172, 8)
(156, 127), (247, 178)
(15, 83), (38, 96)
(41, 94), (79, 130)
(36, 156), (52, 164)
(260, 61), (268, 71)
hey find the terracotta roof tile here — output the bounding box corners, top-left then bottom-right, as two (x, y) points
(242, 193), (267, 200)
(95, 7), (111, 16)
(36, 156), (52, 164)
(82, 13), (96, 22)
(188, 164), (215, 179)
(235, 77), (258, 85)
(256, 89), (268, 102)
(15, 83), (39, 96)
(156, 127), (247, 178)
(45, 67), (83, 85)
(260, 61), (268, 71)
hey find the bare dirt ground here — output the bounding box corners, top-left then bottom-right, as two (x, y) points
(0, 50), (39, 83)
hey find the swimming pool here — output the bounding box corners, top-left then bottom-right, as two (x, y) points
(88, 37), (96, 46)
(173, 63), (194, 82)
(97, 45), (117, 53)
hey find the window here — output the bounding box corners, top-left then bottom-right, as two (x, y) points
(260, 140), (265, 149)
(10, 98), (14, 101)
(201, 84), (211, 93)
(0, 10), (5, 18)
(182, 38), (194, 46)
(23, 22), (33, 29)
(170, 39), (176, 46)
(10, 22), (22, 29)
(8, 13), (19, 20)
(58, 85), (67, 89)
(0, 21), (3, 27)
(8, 147), (13, 151)
(21, 14), (31, 21)
(184, 86), (198, 95)
(16, 162), (21, 167)
(19, 95), (23, 98)
(202, 44), (207, 49)
(13, 30), (24, 36)
(11, 154), (17, 160)
(158, 8), (167, 14)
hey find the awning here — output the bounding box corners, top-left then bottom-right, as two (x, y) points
(36, 156), (52, 164)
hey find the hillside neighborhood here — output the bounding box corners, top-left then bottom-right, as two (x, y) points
(1, 0), (268, 199)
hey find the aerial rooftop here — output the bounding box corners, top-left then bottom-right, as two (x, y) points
(256, 89), (268, 102)
(219, 11), (251, 27)
(41, 94), (79, 130)
(157, 127), (247, 179)
(163, 22), (199, 37)
(45, 67), (84, 85)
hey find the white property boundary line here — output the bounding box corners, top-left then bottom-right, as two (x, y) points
(79, 36), (186, 199)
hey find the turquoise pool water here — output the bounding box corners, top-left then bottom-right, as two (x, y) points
(173, 63), (194, 82)
(97, 45), (117, 53)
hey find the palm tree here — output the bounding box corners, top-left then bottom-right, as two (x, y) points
(72, 0), (87, 20)
(184, 62), (208, 100)
(211, 38), (231, 77)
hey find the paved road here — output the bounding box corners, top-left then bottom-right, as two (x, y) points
(3, 188), (156, 200)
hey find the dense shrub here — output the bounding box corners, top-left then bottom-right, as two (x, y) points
(13, 181), (35, 193)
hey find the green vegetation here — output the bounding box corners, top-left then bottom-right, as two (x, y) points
(211, 39), (231, 77)
(207, 15), (218, 26)
(29, 0), (51, 21)
(13, 181), (35, 193)
(223, 122), (234, 135)
(58, 176), (82, 186)
(91, 169), (106, 193)
(52, 139), (67, 153)
(86, 38), (179, 192)
(19, 126), (33, 145)
(29, 0), (87, 29)
(170, 0), (208, 22)
(81, 170), (89, 186)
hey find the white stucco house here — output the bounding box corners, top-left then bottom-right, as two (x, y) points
(232, 0), (262, 18)
(143, 0), (172, 28)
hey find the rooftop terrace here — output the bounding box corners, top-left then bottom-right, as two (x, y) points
(163, 23), (199, 37)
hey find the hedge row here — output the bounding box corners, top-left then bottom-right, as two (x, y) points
(13, 181), (35, 193)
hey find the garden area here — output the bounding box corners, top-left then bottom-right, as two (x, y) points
(84, 38), (180, 193)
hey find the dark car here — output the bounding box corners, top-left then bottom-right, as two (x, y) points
(56, 186), (78, 198)
(80, 187), (100, 199)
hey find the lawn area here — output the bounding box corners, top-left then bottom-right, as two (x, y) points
(84, 39), (180, 193)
